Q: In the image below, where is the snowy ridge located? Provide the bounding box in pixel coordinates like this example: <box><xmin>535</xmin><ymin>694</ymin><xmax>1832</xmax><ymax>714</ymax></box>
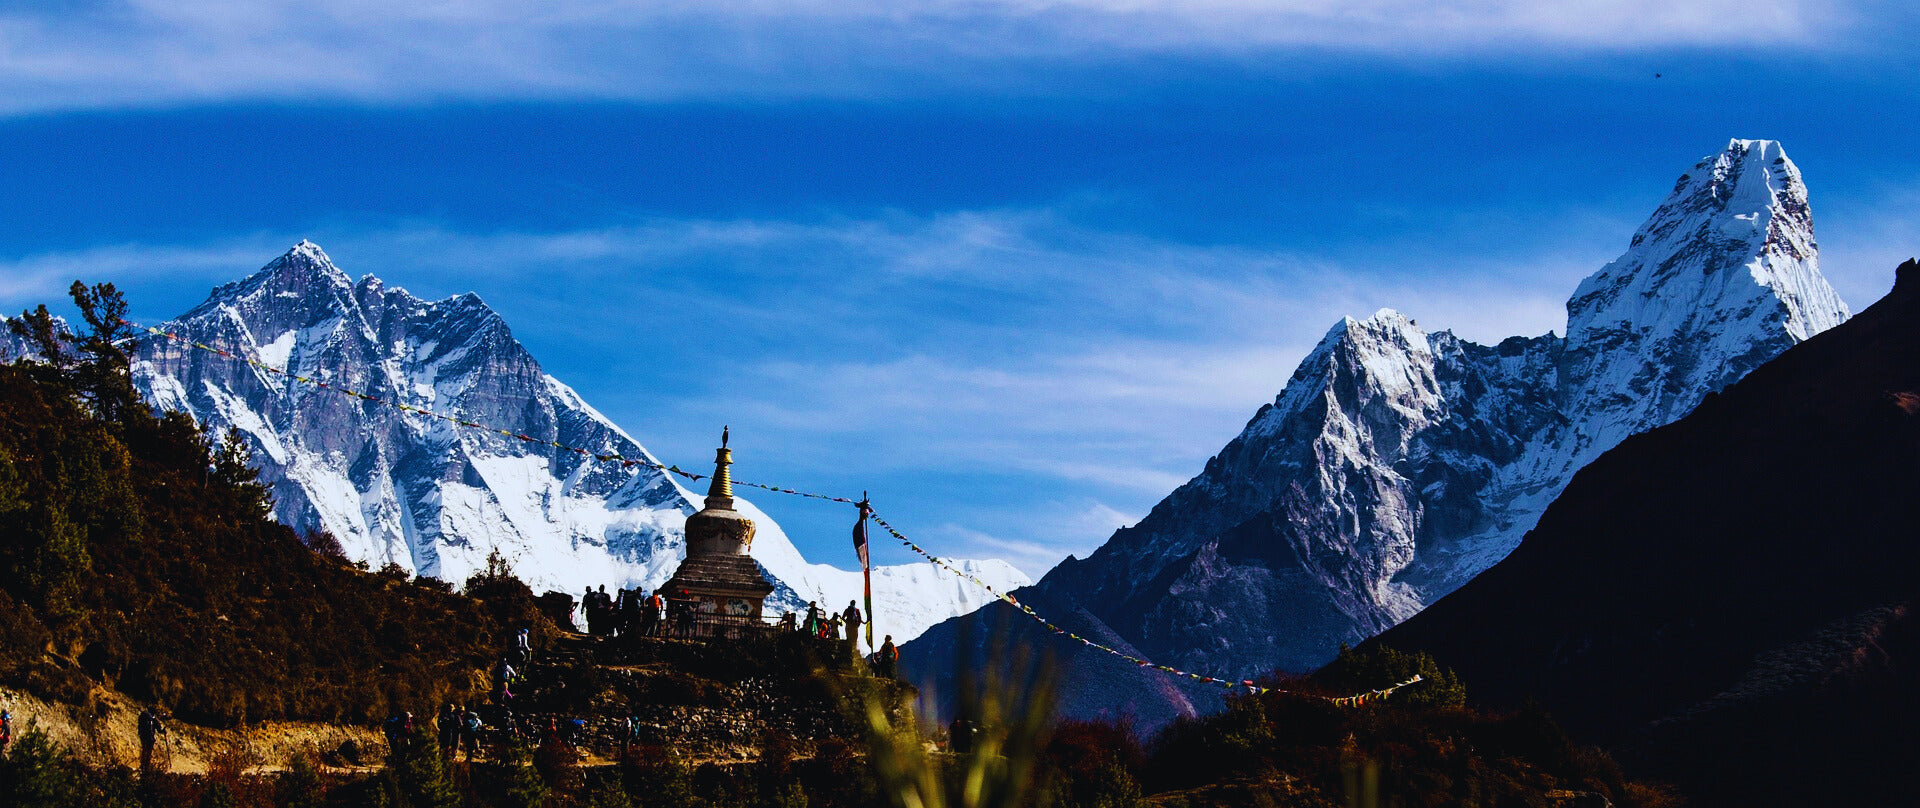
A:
<box><xmin>1012</xmin><ymin>139</ymin><xmax>1851</xmax><ymax>682</ymax></box>
<box><xmin>129</xmin><ymin>241</ymin><xmax>1027</xmax><ymax>642</ymax></box>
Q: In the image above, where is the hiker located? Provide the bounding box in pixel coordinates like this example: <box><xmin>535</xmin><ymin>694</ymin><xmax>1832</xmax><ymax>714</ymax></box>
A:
<box><xmin>582</xmin><ymin>587</ymin><xmax>600</xmax><ymax>635</ymax></box>
<box><xmin>461</xmin><ymin>707</ymin><xmax>484</xmax><ymax>761</ymax></box>
<box><xmin>647</xmin><ymin>591</ymin><xmax>666</xmax><ymax>636</ymax></box>
<box><xmin>877</xmin><ymin>635</ymin><xmax>898</xmax><ymax>678</ymax></box>
<box><xmin>621</xmin><ymin>715</ymin><xmax>641</xmax><ymax>757</ymax></box>
<box><xmin>803</xmin><ymin>601</ymin><xmax>822</xmax><ymax>635</ymax></box>
<box><xmin>778</xmin><ymin>611</ymin><xmax>797</xmax><ymax>631</ymax></box>
<box><xmin>843</xmin><ymin>601</ymin><xmax>864</xmax><ymax>653</ymax></box>
<box><xmin>638</xmin><ymin>590</ymin><xmax>659</xmax><ymax>636</ymax></box>
<box><xmin>824</xmin><ymin>614</ymin><xmax>841</xmax><ymax>641</ymax></box>
<box><xmin>593</xmin><ymin>585</ymin><xmax>613</xmax><ymax>635</ymax></box>
<box><xmin>494</xmin><ymin>657</ymin><xmax>518</xmax><ymax>704</ymax></box>
<box><xmin>0</xmin><ymin>709</ymin><xmax>11</xmax><ymax>758</ymax></box>
<box><xmin>138</xmin><ymin>707</ymin><xmax>167</xmax><ymax>772</ymax></box>
<box><xmin>619</xmin><ymin>588</ymin><xmax>638</xmax><ymax>636</ymax></box>
<box><xmin>513</xmin><ymin>627</ymin><xmax>534</xmax><ymax>664</ymax></box>
<box><xmin>495</xmin><ymin>706</ymin><xmax>521</xmax><ymax>743</ymax></box>
<box><xmin>383</xmin><ymin>712</ymin><xmax>415</xmax><ymax>753</ymax></box>
<box><xmin>439</xmin><ymin>704</ymin><xmax>460</xmax><ymax>754</ymax></box>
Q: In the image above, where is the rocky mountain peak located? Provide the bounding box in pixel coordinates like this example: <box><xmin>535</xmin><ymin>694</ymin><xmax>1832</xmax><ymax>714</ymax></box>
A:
<box><xmin>130</xmin><ymin>244</ymin><xmax>1028</xmax><ymax>644</ymax></box>
<box><xmin>184</xmin><ymin>240</ymin><xmax>356</xmax><ymax>332</ymax></box>
<box><xmin>905</xmin><ymin>140</ymin><xmax>1855</xmax><ymax>718</ymax></box>
<box><xmin>255</xmin><ymin>239</ymin><xmax>352</xmax><ymax>293</ymax></box>
<box><xmin>1568</xmin><ymin>139</ymin><xmax>1845</xmax><ymax>352</ymax></box>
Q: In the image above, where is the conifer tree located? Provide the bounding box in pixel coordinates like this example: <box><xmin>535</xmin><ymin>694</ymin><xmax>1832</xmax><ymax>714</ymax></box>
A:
<box><xmin>393</xmin><ymin>727</ymin><xmax>460</xmax><ymax>808</ymax></box>
<box><xmin>6</xmin><ymin>304</ymin><xmax>75</xmax><ymax>367</ymax></box>
<box><xmin>496</xmin><ymin>741</ymin><xmax>549</xmax><ymax>808</ymax></box>
<box><xmin>65</xmin><ymin>281</ymin><xmax>139</xmax><ymax>425</ymax></box>
<box><xmin>278</xmin><ymin>753</ymin><xmax>328</xmax><ymax>808</ymax></box>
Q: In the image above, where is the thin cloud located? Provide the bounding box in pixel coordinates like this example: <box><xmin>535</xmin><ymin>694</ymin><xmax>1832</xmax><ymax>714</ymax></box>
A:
<box><xmin>929</xmin><ymin>499</ymin><xmax>1136</xmax><ymax>576</ymax></box>
<box><xmin>0</xmin><ymin>0</ymin><xmax>1857</xmax><ymax>114</ymax></box>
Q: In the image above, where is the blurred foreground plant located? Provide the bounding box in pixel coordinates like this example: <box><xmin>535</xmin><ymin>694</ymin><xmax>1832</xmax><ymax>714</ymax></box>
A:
<box><xmin>855</xmin><ymin>624</ymin><xmax>1056</xmax><ymax>808</ymax></box>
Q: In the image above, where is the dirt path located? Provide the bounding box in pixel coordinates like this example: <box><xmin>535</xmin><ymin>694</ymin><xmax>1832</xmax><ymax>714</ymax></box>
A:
<box><xmin>0</xmin><ymin>686</ymin><xmax>383</xmax><ymax>775</ymax></box>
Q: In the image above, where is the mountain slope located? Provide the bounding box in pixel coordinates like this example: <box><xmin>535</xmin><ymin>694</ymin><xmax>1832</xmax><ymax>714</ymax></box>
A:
<box><xmin>128</xmin><ymin>242</ymin><xmax>1026</xmax><ymax>642</ymax></box>
<box><xmin>1368</xmin><ymin>259</ymin><xmax>1920</xmax><ymax>805</ymax></box>
<box><xmin>905</xmin><ymin>139</ymin><xmax>1849</xmax><ymax>719</ymax></box>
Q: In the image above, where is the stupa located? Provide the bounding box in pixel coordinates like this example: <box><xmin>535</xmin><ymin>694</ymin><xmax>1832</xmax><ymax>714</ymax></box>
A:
<box><xmin>659</xmin><ymin>428</ymin><xmax>776</xmax><ymax>637</ymax></box>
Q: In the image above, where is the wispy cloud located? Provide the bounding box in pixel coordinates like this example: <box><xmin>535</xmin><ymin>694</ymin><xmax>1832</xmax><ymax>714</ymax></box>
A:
<box><xmin>0</xmin><ymin>0</ymin><xmax>1859</xmax><ymax>114</ymax></box>
<box><xmin>928</xmin><ymin>499</ymin><xmax>1136</xmax><ymax>577</ymax></box>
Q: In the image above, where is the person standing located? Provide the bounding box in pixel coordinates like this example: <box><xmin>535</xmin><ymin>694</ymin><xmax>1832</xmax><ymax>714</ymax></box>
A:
<box><xmin>802</xmin><ymin>601</ymin><xmax>822</xmax><ymax>635</ymax></box>
<box><xmin>877</xmin><ymin>635</ymin><xmax>898</xmax><ymax>678</ymax></box>
<box><xmin>0</xmin><ymin>709</ymin><xmax>11</xmax><ymax>758</ymax></box>
<box><xmin>461</xmin><ymin>707</ymin><xmax>483</xmax><ymax>761</ymax></box>
<box><xmin>138</xmin><ymin>707</ymin><xmax>167</xmax><ymax>773</ymax></box>
<box><xmin>439</xmin><ymin>703</ymin><xmax>460</xmax><ymax>756</ymax></box>
<box><xmin>513</xmin><ymin>627</ymin><xmax>534</xmax><ymax>664</ymax></box>
<box><xmin>494</xmin><ymin>657</ymin><xmax>517</xmax><ymax>705</ymax></box>
<box><xmin>638</xmin><ymin>591</ymin><xmax>658</xmax><ymax>637</ymax></box>
<box><xmin>842</xmin><ymin>601</ymin><xmax>864</xmax><ymax>654</ymax></box>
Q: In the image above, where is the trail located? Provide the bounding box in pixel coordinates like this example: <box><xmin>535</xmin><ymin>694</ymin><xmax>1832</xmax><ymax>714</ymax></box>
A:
<box><xmin>0</xmin><ymin>686</ymin><xmax>383</xmax><ymax>775</ymax></box>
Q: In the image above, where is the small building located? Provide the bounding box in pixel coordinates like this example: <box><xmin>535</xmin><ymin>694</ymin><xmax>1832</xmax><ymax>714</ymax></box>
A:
<box><xmin>659</xmin><ymin>428</ymin><xmax>776</xmax><ymax>639</ymax></box>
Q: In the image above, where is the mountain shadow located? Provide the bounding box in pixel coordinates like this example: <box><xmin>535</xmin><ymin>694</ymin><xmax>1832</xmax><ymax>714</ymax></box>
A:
<box><xmin>1370</xmin><ymin>259</ymin><xmax>1920</xmax><ymax>806</ymax></box>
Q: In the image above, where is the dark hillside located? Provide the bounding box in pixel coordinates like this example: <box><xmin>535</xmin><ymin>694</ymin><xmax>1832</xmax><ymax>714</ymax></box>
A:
<box><xmin>1371</xmin><ymin>260</ymin><xmax>1920</xmax><ymax>804</ymax></box>
<box><xmin>0</xmin><ymin>287</ymin><xmax>545</xmax><ymax>726</ymax></box>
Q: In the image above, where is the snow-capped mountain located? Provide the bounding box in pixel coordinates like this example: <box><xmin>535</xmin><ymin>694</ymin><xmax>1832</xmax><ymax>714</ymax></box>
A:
<box><xmin>910</xmin><ymin>139</ymin><xmax>1850</xmax><ymax>696</ymax></box>
<box><xmin>0</xmin><ymin>316</ymin><xmax>33</xmax><ymax>362</ymax></box>
<box><xmin>129</xmin><ymin>241</ymin><xmax>1026</xmax><ymax>642</ymax></box>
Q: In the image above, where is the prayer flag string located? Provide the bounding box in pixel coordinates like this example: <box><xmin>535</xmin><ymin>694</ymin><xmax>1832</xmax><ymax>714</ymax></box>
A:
<box><xmin>126</xmin><ymin>319</ymin><xmax>1422</xmax><ymax>705</ymax></box>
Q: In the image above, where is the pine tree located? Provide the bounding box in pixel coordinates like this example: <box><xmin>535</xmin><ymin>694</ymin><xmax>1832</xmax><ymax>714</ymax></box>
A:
<box><xmin>392</xmin><ymin>727</ymin><xmax>460</xmax><ymax>808</ymax></box>
<box><xmin>278</xmin><ymin>753</ymin><xmax>328</xmax><ymax>808</ymax></box>
<box><xmin>496</xmin><ymin>741</ymin><xmax>549</xmax><ymax>808</ymax></box>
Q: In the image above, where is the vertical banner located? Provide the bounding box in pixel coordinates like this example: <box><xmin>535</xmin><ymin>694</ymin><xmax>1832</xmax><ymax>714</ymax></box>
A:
<box><xmin>854</xmin><ymin>496</ymin><xmax>874</xmax><ymax>650</ymax></box>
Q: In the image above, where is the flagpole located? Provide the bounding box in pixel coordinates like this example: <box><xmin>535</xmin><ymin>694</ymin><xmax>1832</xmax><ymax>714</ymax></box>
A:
<box><xmin>855</xmin><ymin>493</ymin><xmax>874</xmax><ymax>652</ymax></box>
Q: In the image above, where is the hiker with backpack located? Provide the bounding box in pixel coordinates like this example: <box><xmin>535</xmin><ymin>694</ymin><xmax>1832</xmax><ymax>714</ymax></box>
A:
<box><xmin>843</xmin><ymin>601</ymin><xmax>865</xmax><ymax>654</ymax></box>
<box><xmin>877</xmin><ymin>635</ymin><xmax>898</xmax><ymax>678</ymax></box>
<box><xmin>439</xmin><ymin>703</ymin><xmax>460</xmax><ymax>755</ymax></box>
<box><xmin>513</xmin><ymin>627</ymin><xmax>533</xmax><ymax>665</ymax></box>
<box><xmin>460</xmin><ymin>707</ymin><xmax>484</xmax><ymax>761</ymax></box>
<box><xmin>383</xmin><ymin>712</ymin><xmax>415</xmax><ymax>754</ymax></box>
<box><xmin>494</xmin><ymin>657</ymin><xmax>518</xmax><ymax>704</ymax></box>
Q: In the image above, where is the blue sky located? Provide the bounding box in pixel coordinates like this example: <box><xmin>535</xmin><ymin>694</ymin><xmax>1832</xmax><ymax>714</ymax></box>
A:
<box><xmin>4</xmin><ymin>0</ymin><xmax>1919</xmax><ymax>577</ymax></box>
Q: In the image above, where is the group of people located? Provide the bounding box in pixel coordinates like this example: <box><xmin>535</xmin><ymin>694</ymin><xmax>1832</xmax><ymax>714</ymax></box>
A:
<box><xmin>409</xmin><ymin>703</ymin><xmax>646</xmax><ymax>762</ymax></box>
<box><xmin>781</xmin><ymin>600</ymin><xmax>898</xmax><ymax>677</ymax></box>
<box><xmin>791</xmin><ymin>600</ymin><xmax>866</xmax><ymax>647</ymax></box>
<box><xmin>578</xmin><ymin>585</ymin><xmax>702</xmax><ymax>639</ymax></box>
<box><xmin>425</xmin><ymin>703</ymin><xmax>490</xmax><ymax>760</ymax></box>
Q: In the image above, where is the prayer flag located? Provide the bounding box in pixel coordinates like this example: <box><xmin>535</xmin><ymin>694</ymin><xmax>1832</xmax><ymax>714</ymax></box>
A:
<box><xmin>855</xmin><ymin>498</ymin><xmax>874</xmax><ymax>649</ymax></box>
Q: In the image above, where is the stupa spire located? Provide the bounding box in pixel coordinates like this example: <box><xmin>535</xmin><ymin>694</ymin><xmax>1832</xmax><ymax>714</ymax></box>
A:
<box><xmin>704</xmin><ymin>426</ymin><xmax>735</xmax><ymax>511</ymax></box>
